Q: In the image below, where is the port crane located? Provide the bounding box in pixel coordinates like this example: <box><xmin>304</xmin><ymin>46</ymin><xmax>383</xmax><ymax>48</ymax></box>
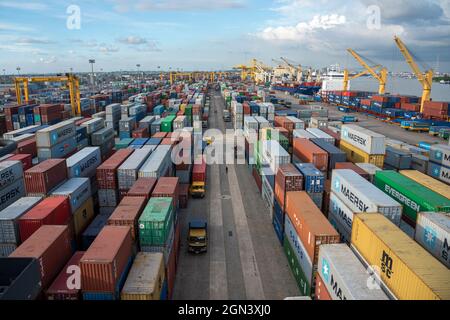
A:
<box><xmin>252</xmin><ymin>59</ymin><xmax>272</xmax><ymax>84</ymax></box>
<box><xmin>346</xmin><ymin>49</ymin><xmax>388</xmax><ymax>94</ymax></box>
<box><xmin>394</xmin><ymin>36</ymin><xmax>433</xmax><ymax>113</ymax></box>
<box><xmin>14</xmin><ymin>73</ymin><xmax>81</xmax><ymax>116</ymax></box>
<box><xmin>280</xmin><ymin>57</ymin><xmax>303</xmax><ymax>82</ymax></box>
<box><xmin>343</xmin><ymin>66</ymin><xmax>383</xmax><ymax>92</ymax></box>
<box><xmin>233</xmin><ymin>62</ymin><xmax>257</xmax><ymax>82</ymax></box>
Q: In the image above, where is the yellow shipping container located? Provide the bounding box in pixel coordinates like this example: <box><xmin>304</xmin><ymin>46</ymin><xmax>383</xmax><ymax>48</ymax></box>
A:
<box><xmin>121</xmin><ymin>252</ymin><xmax>165</xmax><ymax>300</ymax></box>
<box><xmin>351</xmin><ymin>213</ymin><xmax>450</xmax><ymax>300</ymax></box>
<box><xmin>180</xmin><ymin>104</ymin><xmax>186</xmax><ymax>112</ymax></box>
<box><xmin>72</xmin><ymin>197</ymin><xmax>94</xmax><ymax>236</ymax></box>
<box><xmin>340</xmin><ymin>140</ymin><xmax>385</xmax><ymax>168</ymax></box>
<box><xmin>400</xmin><ymin>170</ymin><xmax>450</xmax><ymax>200</ymax></box>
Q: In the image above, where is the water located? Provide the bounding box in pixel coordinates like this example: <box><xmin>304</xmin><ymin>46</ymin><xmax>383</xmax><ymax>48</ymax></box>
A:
<box><xmin>351</xmin><ymin>77</ymin><xmax>450</xmax><ymax>101</ymax></box>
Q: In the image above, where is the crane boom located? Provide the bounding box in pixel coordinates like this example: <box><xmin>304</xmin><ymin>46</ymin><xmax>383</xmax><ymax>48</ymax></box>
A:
<box><xmin>347</xmin><ymin>49</ymin><xmax>388</xmax><ymax>94</ymax></box>
<box><xmin>393</xmin><ymin>36</ymin><xmax>433</xmax><ymax>113</ymax></box>
<box><xmin>343</xmin><ymin>66</ymin><xmax>382</xmax><ymax>91</ymax></box>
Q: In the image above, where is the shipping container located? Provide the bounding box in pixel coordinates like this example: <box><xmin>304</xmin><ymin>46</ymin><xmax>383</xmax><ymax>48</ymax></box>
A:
<box><xmin>91</xmin><ymin>127</ymin><xmax>115</xmax><ymax>146</ymax></box>
<box><xmin>36</xmin><ymin>120</ymin><xmax>76</xmax><ymax>148</ymax></box>
<box><xmin>307</xmin><ymin>128</ymin><xmax>335</xmax><ymax>145</ymax></box>
<box><xmin>429</xmin><ymin>144</ymin><xmax>450</xmax><ymax>168</ymax></box>
<box><xmin>37</xmin><ymin>136</ymin><xmax>77</xmax><ymax>161</ymax></box>
<box><xmin>335</xmin><ymin>162</ymin><xmax>370</xmax><ymax>180</ymax></box>
<box><xmin>72</xmin><ymin>197</ymin><xmax>95</xmax><ymax>237</ymax></box>
<box><xmin>139</xmin><ymin>197</ymin><xmax>174</xmax><ymax>247</ymax></box>
<box><xmin>415</xmin><ymin>212</ymin><xmax>450</xmax><ymax>268</ymax></box>
<box><xmin>8</xmin><ymin>154</ymin><xmax>32</xmax><ymax>171</ymax></box>
<box><xmin>385</xmin><ymin>146</ymin><xmax>412</xmax><ymax>170</ymax></box>
<box><xmin>80</xmin><ymin>226</ymin><xmax>133</xmax><ymax>294</ymax></box>
<box><xmin>18</xmin><ymin>196</ymin><xmax>71</xmax><ymax>243</ymax></box>
<box><xmin>340</xmin><ymin>124</ymin><xmax>386</xmax><ymax>155</ymax></box>
<box><xmin>152</xmin><ymin>177</ymin><xmax>179</xmax><ymax>209</ymax></box>
<box><xmin>294</xmin><ymin>163</ymin><xmax>325</xmax><ymax>193</ymax></box>
<box><xmin>127</xmin><ymin>177</ymin><xmax>157</xmax><ymax>201</ymax></box>
<box><xmin>310</xmin><ymin>139</ymin><xmax>346</xmax><ymax>171</ymax></box>
<box><xmin>0</xmin><ymin>197</ymin><xmax>42</xmax><ymax>244</ymax></box>
<box><xmin>0</xmin><ymin>160</ymin><xmax>23</xmax><ymax>190</ymax></box>
<box><xmin>399</xmin><ymin>170</ymin><xmax>449</xmax><ymax>199</ymax></box>
<box><xmin>285</xmin><ymin>191</ymin><xmax>340</xmax><ymax>264</ymax></box>
<box><xmin>118</xmin><ymin>148</ymin><xmax>153</xmax><ymax>190</ymax></box>
<box><xmin>318</xmin><ymin>244</ymin><xmax>389</xmax><ymax>300</ymax></box>
<box><xmin>192</xmin><ymin>159</ymin><xmax>207</xmax><ymax>182</ymax></box>
<box><xmin>293</xmin><ymin>138</ymin><xmax>328</xmax><ymax>172</ymax></box>
<box><xmin>139</xmin><ymin>145</ymin><xmax>171</xmax><ymax>179</ymax></box>
<box><xmin>374</xmin><ymin>170</ymin><xmax>450</xmax><ymax>225</ymax></box>
<box><xmin>261</xmin><ymin>140</ymin><xmax>290</xmax><ymax>175</ymax></box>
<box><xmin>66</xmin><ymin>147</ymin><xmax>101</xmax><ymax>179</ymax></box>
<box><xmin>10</xmin><ymin>225</ymin><xmax>72</xmax><ymax>289</ymax></box>
<box><xmin>0</xmin><ymin>257</ymin><xmax>42</xmax><ymax>300</ymax></box>
<box><xmin>108</xmin><ymin>197</ymin><xmax>147</xmax><ymax>241</ymax></box>
<box><xmin>46</xmin><ymin>251</ymin><xmax>85</xmax><ymax>300</ymax></box>
<box><xmin>81</xmin><ymin>118</ymin><xmax>105</xmax><ymax>134</ymax></box>
<box><xmin>274</xmin><ymin>164</ymin><xmax>303</xmax><ymax>211</ymax></box>
<box><xmin>121</xmin><ymin>252</ymin><xmax>165</xmax><ymax>300</ymax></box>
<box><xmin>81</xmin><ymin>212</ymin><xmax>112</xmax><ymax>250</ymax></box>
<box><xmin>283</xmin><ymin>233</ymin><xmax>311</xmax><ymax>296</ymax></box>
<box><xmin>96</xmin><ymin>149</ymin><xmax>134</xmax><ymax>190</ymax></box>
<box><xmin>292</xmin><ymin>129</ymin><xmax>316</xmax><ymax>140</ymax></box>
<box><xmin>332</xmin><ymin>170</ymin><xmax>402</xmax><ymax>225</ymax></box>
<box><xmin>339</xmin><ymin>140</ymin><xmax>385</xmax><ymax>168</ymax></box>
<box><xmin>428</xmin><ymin>162</ymin><xmax>450</xmax><ymax>185</ymax></box>
<box><xmin>314</xmin><ymin>273</ymin><xmax>332</xmax><ymax>300</ymax></box>
<box><xmin>351</xmin><ymin>214</ymin><xmax>450</xmax><ymax>300</ymax></box>
<box><xmin>355</xmin><ymin>163</ymin><xmax>382</xmax><ymax>182</ymax></box>
<box><xmin>51</xmin><ymin>178</ymin><xmax>91</xmax><ymax>214</ymax></box>
<box><xmin>0</xmin><ymin>178</ymin><xmax>26</xmax><ymax>212</ymax></box>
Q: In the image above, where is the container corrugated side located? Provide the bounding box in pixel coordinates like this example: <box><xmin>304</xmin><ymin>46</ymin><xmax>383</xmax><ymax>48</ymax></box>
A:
<box><xmin>374</xmin><ymin>170</ymin><xmax>450</xmax><ymax>225</ymax></box>
<box><xmin>429</xmin><ymin>144</ymin><xmax>450</xmax><ymax>168</ymax></box>
<box><xmin>332</xmin><ymin>170</ymin><xmax>403</xmax><ymax>225</ymax></box>
<box><xmin>138</xmin><ymin>197</ymin><xmax>174</xmax><ymax>247</ymax></box>
<box><xmin>340</xmin><ymin>124</ymin><xmax>385</xmax><ymax>155</ymax></box>
<box><xmin>0</xmin><ymin>179</ymin><xmax>26</xmax><ymax>212</ymax></box>
<box><xmin>283</xmin><ymin>233</ymin><xmax>311</xmax><ymax>296</ymax></box>
<box><xmin>339</xmin><ymin>140</ymin><xmax>384</xmax><ymax>168</ymax></box>
<box><xmin>66</xmin><ymin>147</ymin><xmax>101</xmax><ymax>178</ymax></box>
<box><xmin>415</xmin><ymin>212</ymin><xmax>450</xmax><ymax>268</ymax></box>
<box><xmin>428</xmin><ymin>162</ymin><xmax>450</xmax><ymax>185</ymax></box>
<box><xmin>0</xmin><ymin>257</ymin><xmax>42</xmax><ymax>300</ymax></box>
<box><xmin>24</xmin><ymin>159</ymin><xmax>67</xmax><ymax>195</ymax></box>
<box><xmin>118</xmin><ymin>148</ymin><xmax>153</xmax><ymax>190</ymax></box>
<box><xmin>51</xmin><ymin>178</ymin><xmax>91</xmax><ymax>213</ymax></box>
<box><xmin>351</xmin><ymin>213</ymin><xmax>450</xmax><ymax>300</ymax></box>
<box><xmin>0</xmin><ymin>160</ymin><xmax>23</xmax><ymax>190</ymax></box>
<box><xmin>36</xmin><ymin>121</ymin><xmax>76</xmax><ymax>147</ymax></box>
<box><xmin>96</xmin><ymin>149</ymin><xmax>134</xmax><ymax>189</ymax></box>
<box><xmin>121</xmin><ymin>252</ymin><xmax>165</xmax><ymax>300</ymax></box>
<box><xmin>138</xmin><ymin>145</ymin><xmax>171</xmax><ymax>179</ymax></box>
<box><xmin>400</xmin><ymin>170</ymin><xmax>450</xmax><ymax>200</ymax></box>
<box><xmin>318</xmin><ymin>244</ymin><xmax>389</xmax><ymax>300</ymax></box>
<box><xmin>37</xmin><ymin>136</ymin><xmax>77</xmax><ymax>160</ymax></box>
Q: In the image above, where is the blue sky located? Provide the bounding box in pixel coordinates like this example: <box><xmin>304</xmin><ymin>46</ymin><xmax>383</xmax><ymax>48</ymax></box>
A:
<box><xmin>1</xmin><ymin>0</ymin><xmax>450</xmax><ymax>74</ymax></box>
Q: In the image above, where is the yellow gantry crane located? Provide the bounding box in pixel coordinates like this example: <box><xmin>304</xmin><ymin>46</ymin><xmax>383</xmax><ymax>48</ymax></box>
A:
<box><xmin>15</xmin><ymin>73</ymin><xmax>81</xmax><ymax>115</ymax></box>
<box><xmin>347</xmin><ymin>48</ymin><xmax>388</xmax><ymax>94</ymax></box>
<box><xmin>280</xmin><ymin>57</ymin><xmax>302</xmax><ymax>82</ymax></box>
<box><xmin>394</xmin><ymin>36</ymin><xmax>433</xmax><ymax>113</ymax></box>
<box><xmin>233</xmin><ymin>64</ymin><xmax>255</xmax><ymax>82</ymax></box>
<box><xmin>343</xmin><ymin>66</ymin><xmax>383</xmax><ymax>91</ymax></box>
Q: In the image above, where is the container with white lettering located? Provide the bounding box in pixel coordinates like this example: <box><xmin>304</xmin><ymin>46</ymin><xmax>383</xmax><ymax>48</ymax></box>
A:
<box><xmin>51</xmin><ymin>178</ymin><xmax>91</xmax><ymax>214</ymax></box>
<box><xmin>328</xmin><ymin>192</ymin><xmax>353</xmax><ymax>241</ymax></box>
<box><xmin>331</xmin><ymin>170</ymin><xmax>402</xmax><ymax>225</ymax></box>
<box><xmin>328</xmin><ymin>208</ymin><xmax>351</xmax><ymax>245</ymax></box>
<box><xmin>36</xmin><ymin>120</ymin><xmax>76</xmax><ymax>148</ymax></box>
<box><xmin>340</xmin><ymin>124</ymin><xmax>385</xmax><ymax>155</ymax></box>
<box><xmin>0</xmin><ymin>179</ymin><xmax>26</xmax><ymax>212</ymax></box>
<box><xmin>261</xmin><ymin>140</ymin><xmax>290</xmax><ymax>175</ymax></box>
<box><xmin>37</xmin><ymin>136</ymin><xmax>77</xmax><ymax>161</ymax></box>
<box><xmin>66</xmin><ymin>147</ymin><xmax>101</xmax><ymax>179</ymax></box>
<box><xmin>0</xmin><ymin>161</ymin><xmax>23</xmax><ymax>190</ymax></box>
<box><xmin>428</xmin><ymin>162</ymin><xmax>450</xmax><ymax>185</ymax></box>
<box><xmin>415</xmin><ymin>212</ymin><xmax>450</xmax><ymax>268</ymax></box>
<box><xmin>318</xmin><ymin>244</ymin><xmax>389</xmax><ymax>300</ymax></box>
<box><xmin>429</xmin><ymin>144</ymin><xmax>450</xmax><ymax>168</ymax></box>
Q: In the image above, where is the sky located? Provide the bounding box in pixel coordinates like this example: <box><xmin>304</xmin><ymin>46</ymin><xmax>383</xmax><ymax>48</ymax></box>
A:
<box><xmin>1</xmin><ymin>0</ymin><xmax>450</xmax><ymax>74</ymax></box>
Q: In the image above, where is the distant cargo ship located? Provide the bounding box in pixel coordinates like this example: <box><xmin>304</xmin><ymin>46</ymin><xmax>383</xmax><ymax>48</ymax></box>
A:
<box><xmin>271</xmin><ymin>82</ymin><xmax>322</xmax><ymax>96</ymax></box>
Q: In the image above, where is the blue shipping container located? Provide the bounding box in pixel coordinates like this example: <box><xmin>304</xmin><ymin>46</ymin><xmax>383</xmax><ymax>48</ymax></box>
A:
<box><xmin>294</xmin><ymin>163</ymin><xmax>325</xmax><ymax>193</ymax></box>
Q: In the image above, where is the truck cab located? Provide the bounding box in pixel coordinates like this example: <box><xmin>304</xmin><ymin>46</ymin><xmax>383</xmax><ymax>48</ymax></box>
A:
<box><xmin>188</xmin><ymin>220</ymin><xmax>208</xmax><ymax>253</ymax></box>
<box><xmin>190</xmin><ymin>181</ymin><xmax>205</xmax><ymax>198</ymax></box>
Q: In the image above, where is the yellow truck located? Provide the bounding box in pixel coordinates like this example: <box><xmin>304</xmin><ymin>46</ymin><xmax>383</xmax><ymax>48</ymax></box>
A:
<box><xmin>188</xmin><ymin>220</ymin><xmax>208</xmax><ymax>253</ymax></box>
<box><xmin>189</xmin><ymin>181</ymin><xmax>205</xmax><ymax>198</ymax></box>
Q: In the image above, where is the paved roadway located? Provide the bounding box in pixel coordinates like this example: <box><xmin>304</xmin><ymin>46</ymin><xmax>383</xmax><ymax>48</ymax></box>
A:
<box><xmin>173</xmin><ymin>89</ymin><xmax>299</xmax><ymax>300</ymax></box>
<box><xmin>275</xmin><ymin>92</ymin><xmax>447</xmax><ymax>146</ymax></box>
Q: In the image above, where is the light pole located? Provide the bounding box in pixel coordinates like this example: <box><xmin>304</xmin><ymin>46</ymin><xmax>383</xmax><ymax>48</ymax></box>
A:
<box><xmin>89</xmin><ymin>59</ymin><xmax>95</xmax><ymax>94</ymax></box>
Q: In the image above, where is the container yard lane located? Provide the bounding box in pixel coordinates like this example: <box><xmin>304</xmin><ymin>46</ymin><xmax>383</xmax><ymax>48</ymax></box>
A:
<box><xmin>173</xmin><ymin>88</ymin><xmax>299</xmax><ymax>300</ymax></box>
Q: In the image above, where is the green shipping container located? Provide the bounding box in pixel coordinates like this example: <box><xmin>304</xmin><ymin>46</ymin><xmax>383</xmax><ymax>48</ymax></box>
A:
<box><xmin>283</xmin><ymin>237</ymin><xmax>311</xmax><ymax>296</ymax></box>
<box><xmin>185</xmin><ymin>105</ymin><xmax>193</xmax><ymax>116</ymax></box>
<box><xmin>115</xmin><ymin>138</ymin><xmax>134</xmax><ymax>149</ymax></box>
<box><xmin>139</xmin><ymin>197</ymin><xmax>174</xmax><ymax>246</ymax></box>
<box><xmin>266</xmin><ymin>129</ymin><xmax>289</xmax><ymax>151</ymax></box>
<box><xmin>160</xmin><ymin>116</ymin><xmax>176</xmax><ymax>133</ymax></box>
<box><xmin>374</xmin><ymin>170</ymin><xmax>450</xmax><ymax>224</ymax></box>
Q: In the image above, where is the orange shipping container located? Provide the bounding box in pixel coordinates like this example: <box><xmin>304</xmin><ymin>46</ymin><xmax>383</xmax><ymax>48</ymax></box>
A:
<box><xmin>107</xmin><ymin>197</ymin><xmax>147</xmax><ymax>241</ymax></box>
<box><xmin>286</xmin><ymin>191</ymin><xmax>340</xmax><ymax>263</ymax></box>
<box><xmin>315</xmin><ymin>273</ymin><xmax>332</xmax><ymax>300</ymax></box>
<box><xmin>293</xmin><ymin>138</ymin><xmax>328</xmax><ymax>172</ymax></box>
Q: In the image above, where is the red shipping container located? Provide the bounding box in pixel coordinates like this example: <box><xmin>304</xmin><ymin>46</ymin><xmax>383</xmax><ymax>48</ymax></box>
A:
<box><xmin>293</xmin><ymin>138</ymin><xmax>329</xmax><ymax>172</ymax></box>
<box><xmin>16</xmin><ymin>138</ymin><xmax>37</xmax><ymax>158</ymax></box>
<box><xmin>24</xmin><ymin>159</ymin><xmax>67</xmax><ymax>195</ymax></box>
<box><xmin>401</xmin><ymin>103</ymin><xmax>420</xmax><ymax>112</ymax></box>
<box><xmin>10</xmin><ymin>225</ymin><xmax>72</xmax><ymax>289</ymax></box>
<box><xmin>192</xmin><ymin>159</ymin><xmax>206</xmax><ymax>182</ymax></box>
<box><xmin>320</xmin><ymin>128</ymin><xmax>340</xmax><ymax>147</ymax></box>
<box><xmin>96</xmin><ymin>149</ymin><xmax>134</xmax><ymax>189</ymax></box>
<box><xmin>252</xmin><ymin>168</ymin><xmax>262</xmax><ymax>193</ymax></box>
<box><xmin>75</xmin><ymin>118</ymin><xmax>92</xmax><ymax>126</ymax></box>
<box><xmin>107</xmin><ymin>196</ymin><xmax>147</xmax><ymax>241</ymax></box>
<box><xmin>371</xmin><ymin>95</ymin><xmax>389</xmax><ymax>103</ymax></box>
<box><xmin>161</xmin><ymin>138</ymin><xmax>178</xmax><ymax>146</ymax></box>
<box><xmin>335</xmin><ymin>162</ymin><xmax>370</xmax><ymax>180</ymax></box>
<box><xmin>19</xmin><ymin>196</ymin><xmax>71</xmax><ymax>243</ymax></box>
<box><xmin>315</xmin><ymin>273</ymin><xmax>332</xmax><ymax>300</ymax></box>
<box><xmin>152</xmin><ymin>132</ymin><xmax>167</xmax><ymax>139</ymax></box>
<box><xmin>132</xmin><ymin>127</ymin><xmax>149</xmax><ymax>138</ymax></box>
<box><xmin>46</xmin><ymin>251</ymin><xmax>85</xmax><ymax>300</ymax></box>
<box><xmin>152</xmin><ymin>177</ymin><xmax>180</xmax><ymax>208</ymax></box>
<box><xmin>274</xmin><ymin>116</ymin><xmax>294</xmax><ymax>132</ymax></box>
<box><xmin>80</xmin><ymin>226</ymin><xmax>133</xmax><ymax>293</ymax></box>
<box><xmin>8</xmin><ymin>154</ymin><xmax>32</xmax><ymax>171</ymax></box>
<box><xmin>274</xmin><ymin>164</ymin><xmax>303</xmax><ymax>211</ymax></box>
<box><xmin>178</xmin><ymin>183</ymin><xmax>189</xmax><ymax>209</ymax></box>
<box><xmin>127</xmin><ymin>177</ymin><xmax>157</xmax><ymax>201</ymax></box>
<box><xmin>243</xmin><ymin>103</ymin><xmax>251</xmax><ymax>115</ymax></box>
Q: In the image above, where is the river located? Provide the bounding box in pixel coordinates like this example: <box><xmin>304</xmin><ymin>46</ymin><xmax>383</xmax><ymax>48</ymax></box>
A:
<box><xmin>350</xmin><ymin>76</ymin><xmax>450</xmax><ymax>101</ymax></box>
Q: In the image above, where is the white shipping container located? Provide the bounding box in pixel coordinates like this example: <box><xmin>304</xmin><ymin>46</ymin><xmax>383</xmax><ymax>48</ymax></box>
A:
<box><xmin>106</xmin><ymin>103</ymin><xmax>121</xmax><ymax>115</ymax></box>
<box><xmin>0</xmin><ymin>179</ymin><xmax>26</xmax><ymax>212</ymax></box>
<box><xmin>3</xmin><ymin>125</ymin><xmax>39</xmax><ymax>140</ymax></box>
<box><xmin>173</xmin><ymin>116</ymin><xmax>187</xmax><ymax>130</ymax></box>
<box><xmin>254</xmin><ymin>116</ymin><xmax>270</xmax><ymax>130</ymax></box>
<box><xmin>293</xmin><ymin>129</ymin><xmax>316</xmax><ymax>140</ymax></box>
<box><xmin>331</xmin><ymin>169</ymin><xmax>402</xmax><ymax>224</ymax></box>
<box><xmin>355</xmin><ymin>163</ymin><xmax>382</xmax><ymax>182</ymax></box>
<box><xmin>36</xmin><ymin>120</ymin><xmax>76</xmax><ymax>147</ymax></box>
<box><xmin>415</xmin><ymin>212</ymin><xmax>450</xmax><ymax>268</ymax></box>
<box><xmin>318</xmin><ymin>244</ymin><xmax>389</xmax><ymax>300</ymax></box>
<box><xmin>80</xmin><ymin>118</ymin><xmax>105</xmax><ymax>134</ymax></box>
<box><xmin>51</xmin><ymin>178</ymin><xmax>91</xmax><ymax>213</ymax></box>
<box><xmin>261</xmin><ymin>140</ymin><xmax>290</xmax><ymax>174</ymax></box>
<box><xmin>0</xmin><ymin>161</ymin><xmax>23</xmax><ymax>190</ymax></box>
<box><xmin>10</xmin><ymin>134</ymin><xmax>35</xmax><ymax>143</ymax></box>
<box><xmin>329</xmin><ymin>192</ymin><xmax>354</xmax><ymax>240</ymax></box>
<box><xmin>66</xmin><ymin>147</ymin><xmax>101</xmax><ymax>178</ymax></box>
<box><xmin>429</xmin><ymin>144</ymin><xmax>450</xmax><ymax>168</ymax></box>
<box><xmin>0</xmin><ymin>196</ymin><xmax>42</xmax><ymax>244</ymax></box>
<box><xmin>139</xmin><ymin>145</ymin><xmax>172</xmax><ymax>179</ymax></box>
<box><xmin>118</xmin><ymin>148</ymin><xmax>154</xmax><ymax>190</ymax></box>
<box><xmin>306</xmin><ymin>128</ymin><xmax>335</xmax><ymax>145</ymax></box>
<box><xmin>340</xmin><ymin>124</ymin><xmax>386</xmax><ymax>155</ymax></box>
<box><xmin>244</xmin><ymin>116</ymin><xmax>258</xmax><ymax>132</ymax></box>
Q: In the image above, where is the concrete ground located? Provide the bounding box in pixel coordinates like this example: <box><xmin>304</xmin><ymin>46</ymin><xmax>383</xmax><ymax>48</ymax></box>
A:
<box><xmin>275</xmin><ymin>92</ymin><xmax>447</xmax><ymax>146</ymax></box>
<box><xmin>172</xmin><ymin>89</ymin><xmax>299</xmax><ymax>300</ymax></box>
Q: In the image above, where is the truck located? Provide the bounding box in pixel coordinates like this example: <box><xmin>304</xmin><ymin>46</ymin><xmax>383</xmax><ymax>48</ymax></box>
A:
<box><xmin>188</xmin><ymin>220</ymin><xmax>208</xmax><ymax>253</ymax></box>
<box><xmin>190</xmin><ymin>160</ymin><xmax>206</xmax><ymax>198</ymax></box>
<box><xmin>223</xmin><ymin>110</ymin><xmax>231</xmax><ymax>122</ymax></box>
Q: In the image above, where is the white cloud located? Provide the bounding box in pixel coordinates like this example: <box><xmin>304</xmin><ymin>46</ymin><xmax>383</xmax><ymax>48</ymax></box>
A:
<box><xmin>0</xmin><ymin>1</ymin><xmax>48</xmax><ymax>11</ymax></box>
<box><xmin>16</xmin><ymin>37</ymin><xmax>56</xmax><ymax>45</ymax></box>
